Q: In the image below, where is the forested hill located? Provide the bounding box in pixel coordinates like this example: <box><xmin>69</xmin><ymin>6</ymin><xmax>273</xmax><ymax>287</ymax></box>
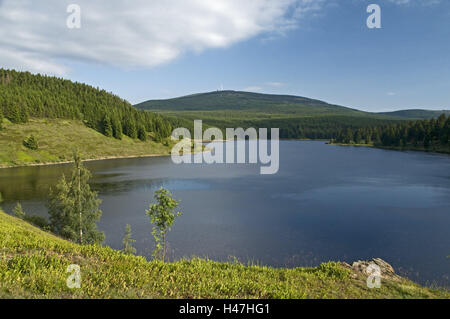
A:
<box><xmin>333</xmin><ymin>114</ymin><xmax>450</xmax><ymax>154</ymax></box>
<box><xmin>378</xmin><ymin>109</ymin><xmax>450</xmax><ymax>119</ymax></box>
<box><xmin>135</xmin><ymin>90</ymin><xmax>366</xmax><ymax>115</ymax></box>
<box><xmin>0</xmin><ymin>69</ymin><xmax>172</xmax><ymax>141</ymax></box>
<box><xmin>135</xmin><ymin>90</ymin><xmax>405</xmax><ymax>139</ymax></box>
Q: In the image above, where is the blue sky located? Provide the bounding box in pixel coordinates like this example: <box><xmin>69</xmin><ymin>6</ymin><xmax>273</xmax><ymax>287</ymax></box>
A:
<box><xmin>1</xmin><ymin>0</ymin><xmax>449</xmax><ymax>111</ymax></box>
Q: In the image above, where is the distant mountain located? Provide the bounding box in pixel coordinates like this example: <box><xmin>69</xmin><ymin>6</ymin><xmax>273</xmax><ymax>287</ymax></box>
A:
<box><xmin>135</xmin><ymin>90</ymin><xmax>368</xmax><ymax>116</ymax></box>
<box><xmin>135</xmin><ymin>90</ymin><xmax>405</xmax><ymax>139</ymax></box>
<box><xmin>378</xmin><ymin>109</ymin><xmax>450</xmax><ymax>119</ymax></box>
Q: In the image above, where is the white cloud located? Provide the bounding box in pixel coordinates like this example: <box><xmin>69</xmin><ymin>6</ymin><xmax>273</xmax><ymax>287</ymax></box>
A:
<box><xmin>243</xmin><ymin>86</ymin><xmax>264</xmax><ymax>92</ymax></box>
<box><xmin>266</xmin><ymin>82</ymin><xmax>285</xmax><ymax>87</ymax></box>
<box><xmin>0</xmin><ymin>0</ymin><xmax>324</xmax><ymax>75</ymax></box>
<box><xmin>384</xmin><ymin>0</ymin><xmax>441</xmax><ymax>5</ymax></box>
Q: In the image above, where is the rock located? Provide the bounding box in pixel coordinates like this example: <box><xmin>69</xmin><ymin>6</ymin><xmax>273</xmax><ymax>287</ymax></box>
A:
<box><xmin>349</xmin><ymin>258</ymin><xmax>401</xmax><ymax>282</ymax></box>
<box><xmin>339</xmin><ymin>258</ymin><xmax>402</xmax><ymax>282</ymax></box>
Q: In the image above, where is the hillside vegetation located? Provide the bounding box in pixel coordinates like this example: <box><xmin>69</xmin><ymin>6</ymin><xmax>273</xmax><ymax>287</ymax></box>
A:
<box><xmin>379</xmin><ymin>109</ymin><xmax>450</xmax><ymax>119</ymax></box>
<box><xmin>135</xmin><ymin>91</ymin><xmax>403</xmax><ymax>139</ymax></box>
<box><xmin>0</xmin><ymin>210</ymin><xmax>448</xmax><ymax>299</ymax></box>
<box><xmin>332</xmin><ymin>114</ymin><xmax>450</xmax><ymax>154</ymax></box>
<box><xmin>0</xmin><ymin>69</ymin><xmax>178</xmax><ymax>167</ymax></box>
<box><xmin>135</xmin><ymin>90</ymin><xmax>366</xmax><ymax>114</ymax></box>
<box><xmin>0</xmin><ymin>69</ymin><xmax>172</xmax><ymax>141</ymax></box>
<box><xmin>0</xmin><ymin>118</ymin><xmax>171</xmax><ymax>167</ymax></box>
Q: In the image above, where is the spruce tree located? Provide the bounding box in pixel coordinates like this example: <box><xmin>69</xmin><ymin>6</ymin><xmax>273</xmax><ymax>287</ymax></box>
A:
<box><xmin>102</xmin><ymin>114</ymin><xmax>113</xmax><ymax>137</ymax></box>
<box><xmin>48</xmin><ymin>153</ymin><xmax>104</xmax><ymax>244</ymax></box>
<box><xmin>112</xmin><ymin>115</ymin><xmax>123</xmax><ymax>140</ymax></box>
<box><xmin>138</xmin><ymin>125</ymin><xmax>147</xmax><ymax>141</ymax></box>
<box><xmin>9</xmin><ymin>104</ymin><xmax>21</xmax><ymax>124</ymax></box>
<box><xmin>122</xmin><ymin>224</ymin><xmax>136</xmax><ymax>255</ymax></box>
<box><xmin>13</xmin><ymin>202</ymin><xmax>26</xmax><ymax>219</ymax></box>
<box><xmin>19</xmin><ymin>106</ymin><xmax>29</xmax><ymax>123</ymax></box>
<box><xmin>23</xmin><ymin>135</ymin><xmax>38</xmax><ymax>150</ymax></box>
<box><xmin>124</xmin><ymin>117</ymin><xmax>138</xmax><ymax>139</ymax></box>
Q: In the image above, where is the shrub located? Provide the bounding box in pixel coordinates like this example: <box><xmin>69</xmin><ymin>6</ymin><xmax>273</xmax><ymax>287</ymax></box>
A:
<box><xmin>13</xmin><ymin>203</ymin><xmax>26</xmax><ymax>219</ymax></box>
<box><xmin>24</xmin><ymin>215</ymin><xmax>50</xmax><ymax>230</ymax></box>
<box><xmin>146</xmin><ymin>187</ymin><xmax>181</xmax><ymax>262</ymax></box>
<box><xmin>23</xmin><ymin>135</ymin><xmax>39</xmax><ymax>150</ymax></box>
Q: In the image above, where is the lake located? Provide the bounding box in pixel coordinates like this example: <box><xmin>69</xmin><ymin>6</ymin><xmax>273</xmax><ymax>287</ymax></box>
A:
<box><xmin>1</xmin><ymin>141</ymin><xmax>449</xmax><ymax>287</ymax></box>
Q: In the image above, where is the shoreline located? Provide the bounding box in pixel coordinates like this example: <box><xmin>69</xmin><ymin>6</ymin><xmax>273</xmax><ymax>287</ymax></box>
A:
<box><xmin>0</xmin><ymin>146</ymin><xmax>210</xmax><ymax>170</ymax></box>
<box><xmin>0</xmin><ymin>153</ymin><xmax>171</xmax><ymax>170</ymax></box>
<box><xmin>3</xmin><ymin>139</ymin><xmax>449</xmax><ymax>170</ymax></box>
<box><xmin>327</xmin><ymin>142</ymin><xmax>450</xmax><ymax>155</ymax></box>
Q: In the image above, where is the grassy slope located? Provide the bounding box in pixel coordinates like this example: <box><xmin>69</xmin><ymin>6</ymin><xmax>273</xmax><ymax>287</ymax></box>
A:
<box><xmin>0</xmin><ymin>210</ymin><xmax>447</xmax><ymax>299</ymax></box>
<box><xmin>0</xmin><ymin>118</ymin><xmax>171</xmax><ymax>167</ymax></box>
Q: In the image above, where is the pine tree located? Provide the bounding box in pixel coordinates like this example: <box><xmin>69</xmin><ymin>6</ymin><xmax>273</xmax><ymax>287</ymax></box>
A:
<box><xmin>23</xmin><ymin>135</ymin><xmax>38</xmax><ymax>150</ymax></box>
<box><xmin>124</xmin><ymin>116</ymin><xmax>137</xmax><ymax>139</ymax></box>
<box><xmin>19</xmin><ymin>106</ymin><xmax>29</xmax><ymax>123</ymax></box>
<box><xmin>9</xmin><ymin>104</ymin><xmax>21</xmax><ymax>124</ymax></box>
<box><xmin>354</xmin><ymin>130</ymin><xmax>362</xmax><ymax>144</ymax></box>
<box><xmin>138</xmin><ymin>125</ymin><xmax>147</xmax><ymax>142</ymax></box>
<box><xmin>372</xmin><ymin>129</ymin><xmax>381</xmax><ymax>145</ymax></box>
<box><xmin>443</xmin><ymin>118</ymin><xmax>450</xmax><ymax>145</ymax></box>
<box><xmin>13</xmin><ymin>202</ymin><xmax>26</xmax><ymax>219</ymax></box>
<box><xmin>344</xmin><ymin>128</ymin><xmax>353</xmax><ymax>144</ymax></box>
<box><xmin>112</xmin><ymin>115</ymin><xmax>123</xmax><ymax>140</ymax></box>
<box><xmin>48</xmin><ymin>153</ymin><xmax>104</xmax><ymax>244</ymax></box>
<box><xmin>122</xmin><ymin>224</ymin><xmax>136</xmax><ymax>255</ymax></box>
<box><xmin>102</xmin><ymin>114</ymin><xmax>113</xmax><ymax>137</ymax></box>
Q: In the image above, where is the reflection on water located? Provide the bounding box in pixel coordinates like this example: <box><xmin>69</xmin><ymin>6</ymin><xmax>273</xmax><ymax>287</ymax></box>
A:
<box><xmin>1</xmin><ymin>141</ymin><xmax>450</xmax><ymax>287</ymax></box>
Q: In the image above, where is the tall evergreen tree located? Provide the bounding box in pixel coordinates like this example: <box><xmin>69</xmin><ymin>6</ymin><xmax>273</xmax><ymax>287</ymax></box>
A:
<box><xmin>19</xmin><ymin>106</ymin><xmax>29</xmax><ymax>123</ymax></box>
<box><xmin>122</xmin><ymin>224</ymin><xmax>136</xmax><ymax>255</ymax></box>
<box><xmin>13</xmin><ymin>202</ymin><xmax>26</xmax><ymax>219</ymax></box>
<box><xmin>111</xmin><ymin>115</ymin><xmax>123</xmax><ymax>140</ymax></box>
<box><xmin>8</xmin><ymin>104</ymin><xmax>21</xmax><ymax>124</ymax></box>
<box><xmin>102</xmin><ymin>114</ymin><xmax>113</xmax><ymax>137</ymax></box>
<box><xmin>138</xmin><ymin>125</ymin><xmax>147</xmax><ymax>142</ymax></box>
<box><xmin>23</xmin><ymin>135</ymin><xmax>38</xmax><ymax>150</ymax></box>
<box><xmin>123</xmin><ymin>116</ymin><xmax>138</xmax><ymax>139</ymax></box>
<box><xmin>48</xmin><ymin>153</ymin><xmax>104</xmax><ymax>244</ymax></box>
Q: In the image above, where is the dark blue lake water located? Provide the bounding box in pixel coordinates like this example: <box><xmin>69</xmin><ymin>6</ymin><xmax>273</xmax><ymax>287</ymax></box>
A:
<box><xmin>1</xmin><ymin>141</ymin><xmax>449</xmax><ymax>287</ymax></box>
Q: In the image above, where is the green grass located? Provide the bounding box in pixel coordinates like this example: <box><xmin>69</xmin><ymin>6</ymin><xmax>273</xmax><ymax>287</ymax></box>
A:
<box><xmin>0</xmin><ymin>118</ymin><xmax>172</xmax><ymax>167</ymax></box>
<box><xmin>0</xmin><ymin>210</ymin><xmax>448</xmax><ymax>299</ymax></box>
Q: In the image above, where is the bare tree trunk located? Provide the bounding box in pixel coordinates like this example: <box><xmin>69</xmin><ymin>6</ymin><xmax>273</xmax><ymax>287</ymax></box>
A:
<box><xmin>162</xmin><ymin>232</ymin><xmax>166</xmax><ymax>263</ymax></box>
<box><xmin>78</xmin><ymin>163</ymin><xmax>83</xmax><ymax>244</ymax></box>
